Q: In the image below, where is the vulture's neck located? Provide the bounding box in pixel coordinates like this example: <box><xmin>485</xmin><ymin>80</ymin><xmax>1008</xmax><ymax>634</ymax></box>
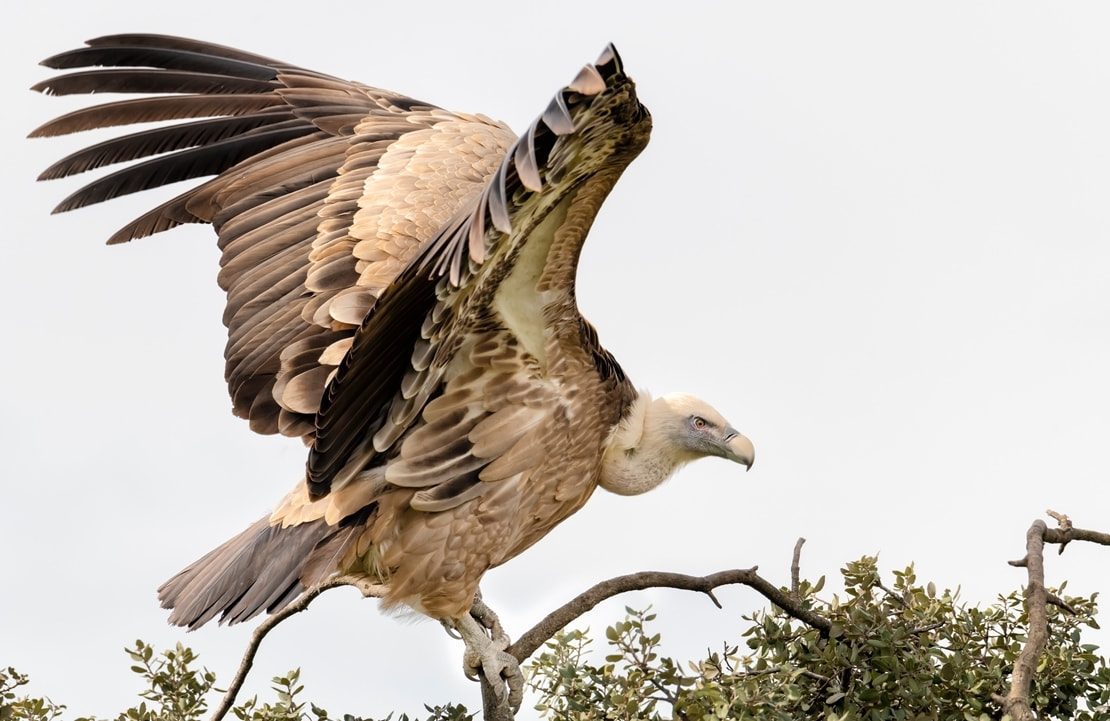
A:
<box><xmin>599</xmin><ymin>393</ymin><xmax>693</xmax><ymax>496</ymax></box>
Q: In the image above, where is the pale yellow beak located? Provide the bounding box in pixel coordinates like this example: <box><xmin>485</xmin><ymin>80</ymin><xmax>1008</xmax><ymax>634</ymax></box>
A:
<box><xmin>723</xmin><ymin>430</ymin><xmax>755</xmax><ymax>471</ymax></box>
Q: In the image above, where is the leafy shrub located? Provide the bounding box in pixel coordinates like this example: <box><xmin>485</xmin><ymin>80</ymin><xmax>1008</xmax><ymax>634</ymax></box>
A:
<box><xmin>526</xmin><ymin>557</ymin><xmax>1110</xmax><ymax>720</ymax></box>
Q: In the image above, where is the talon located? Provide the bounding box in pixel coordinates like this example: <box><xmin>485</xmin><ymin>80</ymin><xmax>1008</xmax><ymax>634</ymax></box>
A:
<box><xmin>462</xmin><ymin>659</ymin><xmax>481</xmax><ymax>683</ymax></box>
<box><xmin>441</xmin><ymin>619</ymin><xmax>463</xmax><ymax>641</ymax></box>
<box><xmin>447</xmin><ymin>609</ymin><xmax>524</xmax><ymax>712</ymax></box>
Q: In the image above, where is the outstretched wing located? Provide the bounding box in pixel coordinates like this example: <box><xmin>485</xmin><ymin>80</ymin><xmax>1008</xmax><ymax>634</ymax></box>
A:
<box><xmin>31</xmin><ymin>34</ymin><xmax>517</xmax><ymax>439</ymax></box>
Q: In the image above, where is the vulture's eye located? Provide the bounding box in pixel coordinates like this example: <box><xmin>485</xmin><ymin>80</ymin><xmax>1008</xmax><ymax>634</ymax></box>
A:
<box><xmin>692</xmin><ymin>416</ymin><xmax>708</xmax><ymax>430</ymax></box>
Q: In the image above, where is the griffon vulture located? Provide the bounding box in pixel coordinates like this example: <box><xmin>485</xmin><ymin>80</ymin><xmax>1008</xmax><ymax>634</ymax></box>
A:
<box><xmin>31</xmin><ymin>35</ymin><xmax>754</xmax><ymax>708</ymax></box>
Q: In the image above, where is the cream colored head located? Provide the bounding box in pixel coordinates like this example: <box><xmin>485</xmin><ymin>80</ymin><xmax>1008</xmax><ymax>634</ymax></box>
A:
<box><xmin>599</xmin><ymin>392</ymin><xmax>754</xmax><ymax>496</ymax></box>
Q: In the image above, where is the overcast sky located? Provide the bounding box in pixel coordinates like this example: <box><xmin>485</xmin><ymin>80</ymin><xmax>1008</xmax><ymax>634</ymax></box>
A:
<box><xmin>4</xmin><ymin>2</ymin><xmax>1110</xmax><ymax>717</ymax></box>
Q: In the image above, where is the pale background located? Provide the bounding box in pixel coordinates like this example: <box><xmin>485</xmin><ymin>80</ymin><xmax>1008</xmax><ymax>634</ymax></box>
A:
<box><xmin>3</xmin><ymin>2</ymin><xmax>1108</xmax><ymax>717</ymax></box>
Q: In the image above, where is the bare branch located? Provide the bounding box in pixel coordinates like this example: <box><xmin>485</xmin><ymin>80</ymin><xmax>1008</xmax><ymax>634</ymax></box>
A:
<box><xmin>791</xmin><ymin>538</ymin><xmax>806</xmax><ymax>601</ymax></box>
<box><xmin>209</xmin><ymin>577</ymin><xmax>386</xmax><ymax>721</ymax></box>
<box><xmin>998</xmin><ymin>520</ymin><xmax>1049</xmax><ymax>721</ymax></box>
<box><xmin>1044</xmin><ymin>525</ymin><xmax>1110</xmax><ymax>547</ymax></box>
<box><xmin>1046</xmin><ymin>593</ymin><xmax>1077</xmax><ymax>615</ymax></box>
<box><xmin>508</xmin><ymin>567</ymin><xmax>831</xmax><ymax>663</ymax></box>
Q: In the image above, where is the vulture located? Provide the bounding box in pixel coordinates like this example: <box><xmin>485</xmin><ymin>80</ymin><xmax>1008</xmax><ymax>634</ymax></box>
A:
<box><xmin>31</xmin><ymin>35</ymin><xmax>755</xmax><ymax>709</ymax></box>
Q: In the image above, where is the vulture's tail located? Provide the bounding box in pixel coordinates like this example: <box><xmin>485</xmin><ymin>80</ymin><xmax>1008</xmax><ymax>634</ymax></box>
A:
<box><xmin>158</xmin><ymin>510</ymin><xmax>369</xmax><ymax>629</ymax></box>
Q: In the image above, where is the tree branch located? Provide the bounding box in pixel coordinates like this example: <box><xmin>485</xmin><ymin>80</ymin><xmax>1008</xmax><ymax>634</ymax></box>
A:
<box><xmin>999</xmin><ymin>520</ymin><xmax>1049</xmax><ymax>721</ymax></box>
<box><xmin>507</xmin><ymin>566</ymin><xmax>831</xmax><ymax>663</ymax></box>
<box><xmin>1043</xmin><ymin>525</ymin><xmax>1110</xmax><ymax>547</ymax></box>
<box><xmin>209</xmin><ymin>577</ymin><xmax>386</xmax><ymax>721</ymax></box>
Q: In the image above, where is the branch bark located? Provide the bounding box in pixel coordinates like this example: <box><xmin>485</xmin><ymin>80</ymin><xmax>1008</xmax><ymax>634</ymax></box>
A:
<box><xmin>791</xmin><ymin>537</ymin><xmax>806</xmax><ymax>601</ymax></box>
<box><xmin>1043</xmin><ymin>525</ymin><xmax>1110</xmax><ymax>547</ymax></box>
<box><xmin>998</xmin><ymin>520</ymin><xmax>1049</xmax><ymax>721</ymax></box>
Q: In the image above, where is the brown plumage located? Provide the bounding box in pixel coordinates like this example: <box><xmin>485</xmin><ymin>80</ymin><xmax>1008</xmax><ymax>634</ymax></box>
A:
<box><xmin>33</xmin><ymin>35</ymin><xmax>754</xmax><ymax>651</ymax></box>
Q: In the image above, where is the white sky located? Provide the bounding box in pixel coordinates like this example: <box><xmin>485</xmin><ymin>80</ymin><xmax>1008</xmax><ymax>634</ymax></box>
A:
<box><xmin>4</xmin><ymin>2</ymin><xmax>1109</xmax><ymax>718</ymax></box>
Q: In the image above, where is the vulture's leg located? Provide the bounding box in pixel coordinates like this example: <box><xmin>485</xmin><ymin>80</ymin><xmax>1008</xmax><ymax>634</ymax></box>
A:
<box><xmin>444</xmin><ymin>600</ymin><xmax>522</xmax><ymax>712</ymax></box>
<box><xmin>469</xmin><ymin>595</ymin><xmax>512</xmax><ymax>653</ymax></box>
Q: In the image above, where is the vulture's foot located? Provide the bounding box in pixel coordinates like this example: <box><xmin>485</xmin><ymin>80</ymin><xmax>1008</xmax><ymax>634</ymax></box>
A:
<box><xmin>446</xmin><ymin>609</ymin><xmax>522</xmax><ymax>712</ymax></box>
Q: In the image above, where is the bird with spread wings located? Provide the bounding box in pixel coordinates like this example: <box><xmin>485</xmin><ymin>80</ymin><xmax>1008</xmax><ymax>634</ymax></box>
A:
<box><xmin>31</xmin><ymin>35</ymin><xmax>754</xmax><ymax>710</ymax></box>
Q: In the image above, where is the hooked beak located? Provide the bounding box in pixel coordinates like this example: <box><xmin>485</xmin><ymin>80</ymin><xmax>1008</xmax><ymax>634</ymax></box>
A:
<box><xmin>721</xmin><ymin>429</ymin><xmax>755</xmax><ymax>471</ymax></box>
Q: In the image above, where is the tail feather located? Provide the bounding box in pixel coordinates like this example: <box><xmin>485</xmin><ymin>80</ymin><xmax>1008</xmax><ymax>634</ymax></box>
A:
<box><xmin>158</xmin><ymin>514</ymin><xmax>348</xmax><ymax>628</ymax></box>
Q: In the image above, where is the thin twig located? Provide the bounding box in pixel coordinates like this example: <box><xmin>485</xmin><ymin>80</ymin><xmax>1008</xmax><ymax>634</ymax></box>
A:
<box><xmin>1047</xmin><ymin>509</ymin><xmax>1074</xmax><ymax>553</ymax></box>
<box><xmin>791</xmin><ymin>538</ymin><xmax>806</xmax><ymax>601</ymax></box>
<box><xmin>875</xmin><ymin>581</ymin><xmax>908</xmax><ymax>608</ymax></box>
<box><xmin>1045</xmin><ymin>509</ymin><xmax>1071</xmax><ymax>529</ymax></box>
<box><xmin>1046</xmin><ymin>593</ymin><xmax>1077</xmax><ymax>615</ymax></box>
<box><xmin>209</xmin><ymin>577</ymin><xmax>386</xmax><ymax>721</ymax></box>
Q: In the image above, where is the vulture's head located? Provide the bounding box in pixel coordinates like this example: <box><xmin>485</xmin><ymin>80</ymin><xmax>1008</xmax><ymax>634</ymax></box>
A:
<box><xmin>600</xmin><ymin>392</ymin><xmax>754</xmax><ymax>496</ymax></box>
<box><xmin>655</xmin><ymin>393</ymin><xmax>755</xmax><ymax>468</ymax></box>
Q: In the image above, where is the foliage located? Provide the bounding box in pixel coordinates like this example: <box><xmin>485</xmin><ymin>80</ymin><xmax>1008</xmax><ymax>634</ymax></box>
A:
<box><xmin>120</xmin><ymin>641</ymin><xmax>215</xmax><ymax>721</ymax></box>
<box><xmin>525</xmin><ymin>556</ymin><xmax>1110</xmax><ymax>720</ymax></box>
<box><xmin>1</xmin><ymin>667</ymin><xmax>64</xmax><ymax>721</ymax></box>
<box><xmin>0</xmin><ymin>645</ymin><xmax>471</xmax><ymax>721</ymax></box>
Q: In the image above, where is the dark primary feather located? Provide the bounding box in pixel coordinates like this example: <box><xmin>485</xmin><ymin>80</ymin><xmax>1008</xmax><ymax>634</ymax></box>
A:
<box><xmin>81</xmin><ymin>33</ymin><xmax>287</xmax><ymax>65</ymax></box>
<box><xmin>31</xmin><ymin>69</ymin><xmax>278</xmax><ymax>98</ymax></box>
<box><xmin>37</xmin><ymin>111</ymin><xmax>291</xmax><ymax>180</ymax></box>
<box><xmin>38</xmin><ymin>44</ymin><xmax>280</xmax><ymax>80</ymax></box>
<box><xmin>50</xmin><ymin>123</ymin><xmax>318</xmax><ymax>212</ymax></box>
